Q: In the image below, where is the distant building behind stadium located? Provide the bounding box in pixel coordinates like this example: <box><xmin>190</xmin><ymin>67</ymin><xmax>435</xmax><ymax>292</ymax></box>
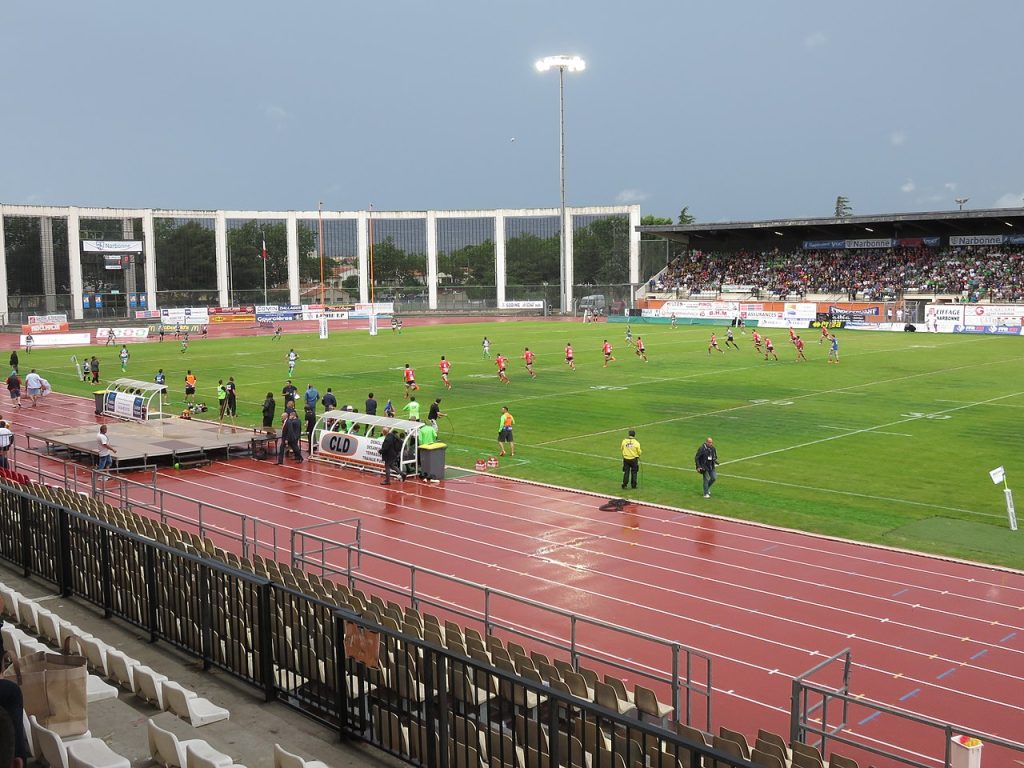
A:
<box><xmin>0</xmin><ymin>203</ymin><xmax>641</xmax><ymax>323</ymax></box>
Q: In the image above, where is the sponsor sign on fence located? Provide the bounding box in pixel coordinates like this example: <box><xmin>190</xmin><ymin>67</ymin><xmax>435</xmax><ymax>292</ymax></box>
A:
<box><xmin>20</xmin><ymin>333</ymin><xmax>92</xmax><ymax>347</ymax></box>
<box><xmin>499</xmin><ymin>300</ymin><xmax>545</xmax><ymax>309</ymax></box>
<box><xmin>27</xmin><ymin>314</ymin><xmax>69</xmax><ymax>325</ymax></box>
<box><xmin>21</xmin><ymin>322</ymin><xmax>70</xmax><ymax>334</ymax></box>
<box><xmin>95</xmin><ymin>327</ymin><xmax>150</xmax><ymax>341</ymax></box>
<box><xmin>160</xmin><ymin>307</ymin><xmax>210</xmax><ymax>324</ymax></box>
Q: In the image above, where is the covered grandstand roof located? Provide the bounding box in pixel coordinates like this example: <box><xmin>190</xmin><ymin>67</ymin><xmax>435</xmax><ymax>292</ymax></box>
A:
<box><xmin>639</xmin><ymin>207</ymin><xmax>1024</xmax><ymax>250</ymax></box>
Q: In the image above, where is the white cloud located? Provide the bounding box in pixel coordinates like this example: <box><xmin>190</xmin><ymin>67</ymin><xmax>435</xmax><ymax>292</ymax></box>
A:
<box><xmin>890</xmin><ymin>131</ymin><xmax>907</xmax><ymax>146</ymax></box>
<box><xmin>994</xmin><ymin>192</ymin><xmax>1024</xmax><ymax>208</ymax></box>
<box><xmin>944</xmin><ymin>182</ymin><xmax>957</xmax><ymax>191</ymax></box>
<box><xmin>263</xmin><ymin>104</ymin><xmax>292</xmax><ymax>129</ymax></box>
<box><xmin>901</xmin><ymin>179</ymin><xmax>916</xmax><ymax>193</ymax></box>
<box><xmin>803</xmin><ymin>31</ymin><xmax>827</xmax><ymax>48</ymax></box>
<box><xmin>615</xmin><ymin>189</ymin><xmax>649</xmax><ymax>204</ymax></box>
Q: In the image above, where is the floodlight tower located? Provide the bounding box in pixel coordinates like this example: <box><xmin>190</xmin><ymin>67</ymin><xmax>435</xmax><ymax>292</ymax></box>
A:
<box><xmin>535</xmin><ymin>54</ymin><xmax>586</xmax><ymax>314</ymax></box>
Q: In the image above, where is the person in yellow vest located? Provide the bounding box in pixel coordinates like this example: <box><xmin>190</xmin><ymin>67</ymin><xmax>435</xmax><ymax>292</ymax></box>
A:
<box><xmin>620</xmin><ymin>429</ymin><xmax>642</xmax><ymax>490</ymax></box>
<box><xmin>497</xmin><ymin>406</ymin><xmax>515</xmax><ymax>457</ymax></box>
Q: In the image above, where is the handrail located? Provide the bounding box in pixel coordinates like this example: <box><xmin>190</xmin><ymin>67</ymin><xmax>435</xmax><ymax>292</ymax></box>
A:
<box><xmin>792</xmin><ymin>650</ymin><xmax>1024</xmax><ymax>768</ymax></box>
<box><xmin>294</xmin><ymin>539</ymin><xmax>713</xmax><ymax>729</ymax></box>
<box><xmin>15</xmin><ymin>447</ymin><xmax>280</xmax><ymax>561</ymax></box>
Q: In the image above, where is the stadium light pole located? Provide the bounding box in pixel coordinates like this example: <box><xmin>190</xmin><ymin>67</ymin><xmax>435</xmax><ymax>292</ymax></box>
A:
<box><xmin>535</xmin><ymin>54</ymin><xmax>585</xmax><ymax>314</ymax></box>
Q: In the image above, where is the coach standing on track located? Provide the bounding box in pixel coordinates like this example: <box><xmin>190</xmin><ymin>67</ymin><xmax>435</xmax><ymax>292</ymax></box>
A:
<box><xmin>620</xmin><ymin>429</ymin><xmax>641</xmax><ymax>490</ymax></box>
<box><xmin>695</xmin><ymin>437</ymin><xmax>719</xmax><ymax>498</ymax></box>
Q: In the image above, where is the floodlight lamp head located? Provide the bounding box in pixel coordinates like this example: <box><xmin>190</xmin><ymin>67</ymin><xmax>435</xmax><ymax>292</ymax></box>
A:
<box><xmin>535</xmin><ymin>55</ymin><xmax>586</xmax><ymax>73</ymax></box>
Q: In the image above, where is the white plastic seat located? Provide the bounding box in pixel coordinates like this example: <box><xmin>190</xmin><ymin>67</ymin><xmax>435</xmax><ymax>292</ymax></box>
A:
<box><xmin>35</xmin><ymin>608</ymin><xmax>62</xmax><ymax>644</ymax></box>
<box><xmin>162</xmin><ymin>681</ymin><xmax>230</xmax><ymax>727</ymax></box>
<box><xmin>0</xmin><ymin>584</ymin><xmax>20</xmax><ymax>619</ymax></box>
<box><xmin>104</xmin><ymin>649</ymin><xmax>139</xmax><ymax>690</ymax></box>
<box><xmin>65</xmin><ymin>740</ymin><xmax>131</xmax><ymax>768</ymax></box>
<box><xmin>1</xmin><ymin>624</ymin><xmax>25</xmax><ymax>657</ymax></box>
<box><xmin>29</xmin><ymin>717</ymin><xmax>98</xmax><ymax>768</ymax></box>
<box><xmin>77</xmin><ymin>636</ymin><xmax>111</xmax><ymax>676</ymax></box>
<box><xmin>273</xmin><ymin>743</ymin><xmax>329</xmax><ymax>768</ymax></box>
<box><xmin>134</xmin><ymin>665</ymin><xmax>169</xmax><ymax>709</ymax></box>
<box><xmin>147</xmin><ymin>719</ymin><xmax>230</xmax><ymax>768</ymax></box>
<box><xmin>86</xmin><ymin>675</ymin><xmax>118</xmax><ymax>703</ymax></box>
<box><xmin>16</xmin><ymin>598</ymin><xmax>39</xmax><ymax>632</ymax></box>
<box><xmin>185</xmin><ymin>744</ymin><xmax>244</xmax><ymax>768</ymax></box>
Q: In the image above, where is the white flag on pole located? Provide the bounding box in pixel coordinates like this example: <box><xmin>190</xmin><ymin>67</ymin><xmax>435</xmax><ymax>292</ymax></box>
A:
<box><xmin>989</xmin><ymin>466</ymin><xmax>1006</xmax><ymax>485</ymax></box>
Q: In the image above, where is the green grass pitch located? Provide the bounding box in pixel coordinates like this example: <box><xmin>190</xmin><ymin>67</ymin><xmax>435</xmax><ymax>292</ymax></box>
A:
<box><xmin>24</xmin><ymin>322</ymin><xmax>1024</xmax><ymax>568</ymax></box>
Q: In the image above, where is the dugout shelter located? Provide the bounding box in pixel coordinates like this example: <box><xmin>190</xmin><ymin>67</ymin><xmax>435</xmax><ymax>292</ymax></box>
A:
<box><xmin>101</xmin><ymin>378</ymin><xmax>167</xmax><ymax>421</ymax></box>
<box><xmin>311</xmin><ymin>411</ymin><xmax>425</xmax><ymax>477</ymax></box>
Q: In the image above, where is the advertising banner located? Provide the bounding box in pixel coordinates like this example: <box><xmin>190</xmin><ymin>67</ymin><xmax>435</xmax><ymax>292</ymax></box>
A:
<box><xmin>103</xmin><ymin>392</ymin><xmax>146</xmax><ymax>420</ymax></box>
<box><xmin>965</xmin><ymin>304</ymin><xmax>1024</xmax><ymax>323</ymax></box>
<box><xmin>810</xmin><ymin>319</ymin><xmax>847</xmax><ymax>329</ymax></box>
<box><xmin>845</xmin><ymin>238</ymin><xmax>896</xmax><ymax>249</ymax></box>
<box><xmin>160</xmin><ymin>307</ymin><xmax>210</xmax><ymax>324</ymax></box>
<box><xmin>21</xmin><ymin>322</ymin><xmax>70</xmax><ymax>334</ymax></box>
<box><xmin>953</xmin><ymin>325</ymin><xmax>1023</xmax><ymax>335</ymax></box>
<box><xmin>20</xmin><ymin>333</ymin><xmax>92</xmax><ymax>347</ymax></box>
<box><xmin>803</xmin><ymin>239</ymin><xmax>846</xmax><ymax>250</ymax></box>
<box><xmin>783</xmin><ymin>302</ymin><xmax>817</xmax><ymax>321</ymax></box>
<box><xmin>318</xmin><ymin>431</ymin><xmax>383</xmax><ymax>468</ymax></box>
<box><xmin>82</xmin><ymin>240</ymin><xmax>143</xmax><ymax>253</ymax></box>
<box><xmin>95</xmin><ymin>327</ymin><xmax>150</xmax><ymax>341</ymax></box>
<box><xmin>157</xmin><ymin>323</ymin><xmax>206</xmax><ymax>334</ymax></box>
<box><xmin>925</xmin><ymin>305</ymin><xmax>965</xmax><ymax>323</ymax></box>
<box><xmin>351</xmin><ymin>302</ymin><xmax>395</xmax><ymax>318</ymax></box>
<box><xmin>758</xmin><ymin>317</ymin><xmax>807</xmax><ymax>329</ymax></box>
<box><xmin>499</xmin><ymin>300</ymin><xmax>545</xmax><ymax>309</ymax></box>
<box><xmin>135</xmin><ymin>310</ymin><xmax>161</xmax><ymax>319</ymax></box>
<box><xmin>949</xmin><ymin>235</ymin><xmax>1004</xmax><ymax>246</ymax></box>
<box><xmin>27</xmin><ymin>314</ymin><xmax>69</xmax><ymax>325</ymax></box>
<box><xmin>661</xmin><ymin>300</ymin><xmax>739</xmax><ymax>318</ymax></box>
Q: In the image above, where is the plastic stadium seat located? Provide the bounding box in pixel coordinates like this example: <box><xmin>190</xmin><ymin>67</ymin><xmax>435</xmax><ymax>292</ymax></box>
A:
<box><xmin>185</xmin><ymin>744</ymin><xmax>245</xmax><ymax>768</ymax></box>
<box><xmin>147</xmin><ymin>719</ymin><xmax>229</xmax><ymax>768</ymax></box>
<box><xmin>30</xmin><ymin>717</ymin><xmax>125</xmax><ymax>768</ymax></box>
<box><xmin>162</xmin><ymin>680</ymin><xmax>230</xmax><ymax>727</ymax></box>
<box><xmin>104</xmin><ymin>649</ymin><xmax>140</xmax><ymax>690</ymax></box>
<box><xmin>134</xmin><ymin>665</ymin><xmax>170</xmax><ymax>709</ymax></box>
<box><xmin>86</xmin><ymin>675</ymin><xmax>118</xmax><ymax>703</ymax></box>
<box><xmin>273</xmin><ymin>743</ymin><xmax>330</xmax><ymax>768</ymax></box>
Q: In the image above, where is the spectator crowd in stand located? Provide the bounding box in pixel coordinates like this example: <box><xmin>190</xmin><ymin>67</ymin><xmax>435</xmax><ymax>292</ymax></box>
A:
<box><xmin>648</xmin><ymin>246</ymin><xmax>1024</xmax><ymax>302</ymax></box>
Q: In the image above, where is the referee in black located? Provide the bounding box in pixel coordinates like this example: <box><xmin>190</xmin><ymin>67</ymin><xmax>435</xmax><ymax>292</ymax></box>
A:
<box><xmin>620</xmin><ymin>429</ymin><xmax>642</xmax><ymax>490</ymax></box>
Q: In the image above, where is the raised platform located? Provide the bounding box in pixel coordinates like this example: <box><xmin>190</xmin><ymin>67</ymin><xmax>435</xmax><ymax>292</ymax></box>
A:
<box><xmin>25</xmin><ymin>418</ymin><xmax>274</xmax><ymax>469</ymax></box>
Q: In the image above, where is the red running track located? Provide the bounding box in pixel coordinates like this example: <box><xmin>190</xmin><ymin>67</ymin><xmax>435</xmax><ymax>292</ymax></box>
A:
<box><xmin>9</xmin><ymin>392</ymin><xmax>1023</xmax><ymax>768</ymax></box>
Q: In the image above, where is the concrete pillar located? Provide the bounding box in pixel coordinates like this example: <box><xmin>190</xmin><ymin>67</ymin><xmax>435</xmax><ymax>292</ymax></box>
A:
<box><xmin>0</xmin><ymin>214</ymin><xmax>8</xmax><ymax>324</ymax></box>
<box><xmin>426</xmin><ymin>211</ymin><xmax>438</xmax><ymax>310</ymax></box>
<box><xmin>68</xmin><ymin>208</ymin><xmax>83</xmax><ymax>320</ymax></box>
<box><xmin>564</xmin><ymin>209</ymin><xmax>575</xmax><ymax>313</ymax></box>
<box><xmin>142</xmin><ymin>211</ymin><xmax>157</xmax><ymax>311</ymax></box>
<box><xmin>357</xmin><ymin>210</ymin><xmax>369</xmax><ymax>304</ymax></box>
<box><xmin>286</xmin><ymin>213</ymin><xmax>299</xmax><ymax>306</ymax></box>
<box><xmin>215</xmin><ymin>212</ymin><xmax>228</xmax><ymax>307</ymax></box>
<box><xmin>495</xmin><ymin>212</ymin><xmax>506</xmax><ymax>308</ymax></box>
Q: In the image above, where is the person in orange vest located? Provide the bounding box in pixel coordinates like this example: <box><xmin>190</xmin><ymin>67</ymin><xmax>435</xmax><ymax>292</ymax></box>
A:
<box><xmin>497</xmin><ymin>406</ymin><xmax>515</xmax><ymax>457</ymax></box>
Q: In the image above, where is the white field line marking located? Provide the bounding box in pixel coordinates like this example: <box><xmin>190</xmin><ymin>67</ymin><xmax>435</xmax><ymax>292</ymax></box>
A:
<box><xmin>536</xmin><ymin>354</ymin><xmax>1024</xmax><ymax>446</ymax></box>
<box><xmin>819</xmin><ymin>424</ymin><xmax>913</xmax><ymax>437</ymax></box>
<box><xmin>722</xmin><ymin>390</ymin><xmax>1024</xmax><ymax>466</ymax></box>
<box><xmin>184</xmin><ymin>462</ymin><xmax>1024</xmax><ymax>687</ymax></box>
<box><xmin>935</xmin><ymin>399</ymin><xmax>1024</xmax><ymax>408</ymax></box>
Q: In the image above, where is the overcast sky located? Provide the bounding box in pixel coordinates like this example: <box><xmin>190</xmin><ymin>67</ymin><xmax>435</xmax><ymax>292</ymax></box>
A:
<box><xmin>2</xmin><ymin>1</ymin><xmax>1022</xmax><ymax>222</ymax></box>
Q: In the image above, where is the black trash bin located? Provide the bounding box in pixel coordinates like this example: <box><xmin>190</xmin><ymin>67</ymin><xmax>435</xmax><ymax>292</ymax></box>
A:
<box><xmin>93</xmin><ymin>390</ymin><xmax>107</xmax><ymax>415</ymax></box>
<box><xmin>418</xmin><ymin>442</ymin><xmax>447</xmax><ymax>480</ymax></box>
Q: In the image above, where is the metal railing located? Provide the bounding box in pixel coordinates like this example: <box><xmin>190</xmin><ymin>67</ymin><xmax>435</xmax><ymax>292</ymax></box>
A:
<box><xmin>0</xmin><ymin>478</ymin><xmax>745</xmax><ymax>768</ymax></box>
<box><xmin>15</xmin><ymin>447</ymin><xmax>279</xmax><ymax>561</ymax></box>
<box><xmin>293</xmin><ymin>540</ymin><xmax>712</xmax><ymax>730</ymax></box>
<box><xmin>791</xmin><ymin>649</ymin><xmax>1024</xmax><ymax>768</ymax></box>
<box><xmin>291</xmin><ymin>517</ymin><xmax>362</xmax><ymax>572</ymax></box>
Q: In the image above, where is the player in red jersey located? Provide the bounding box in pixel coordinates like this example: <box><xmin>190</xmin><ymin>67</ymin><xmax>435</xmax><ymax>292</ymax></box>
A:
<box><xmin>788</xmin><ymin>326</ymin><xmax>798</xmax><ymax>345</ymax></box>
<box><xmin>439</xmin><ymin>355</ymin><xmax>452</xmax><ymax>390</ymax></box>
<box><xmin>602</xmin><ymin>340</ymin><xmax>616</xmax><ymax>368</ymax></box>
<box><xmin>708</xmin><ymin>333</ymin><xmax>724</xmax><ymax>355</ymax></box>
<box><xmin>635</xmin><ymin>336</ymin><xmax>648</xmax><ymax>362</ymax></box>
<box><xmin>794</xmin><ymin>335</ymin><xmax>807</xmax><ymax>362</ymax></box>
<box><xmin>403</xmin><ymin>364</ymin><xmax>419</xmax><ymax>398</ymax></box>
<box><xmin>819</xmin><ymin>325</ymin><xmax>830</xmax><ymax>344</ymax></box>
<box><xmin>495</xmin><ymin>353</ymin><xmax>510</xmax><ymax>384</ymax></box>
<box><xmin>751</xmin><ymin>330</ymin><xmax>763</xmax><ymax>351</ymax></box>
<box><xmin>764</xmin><ymin>337</ymin><xmax>778</xmax><ymax>361</ymax></box>
<box><xmin>565</xmin><ymin>343</ymin><xmax>576</xmax><ymax>371</ymax></box>
<box><xmin>522</xmin><ymin>347</ymin><xmax>537</xmax><ymax>379</ymax></box>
